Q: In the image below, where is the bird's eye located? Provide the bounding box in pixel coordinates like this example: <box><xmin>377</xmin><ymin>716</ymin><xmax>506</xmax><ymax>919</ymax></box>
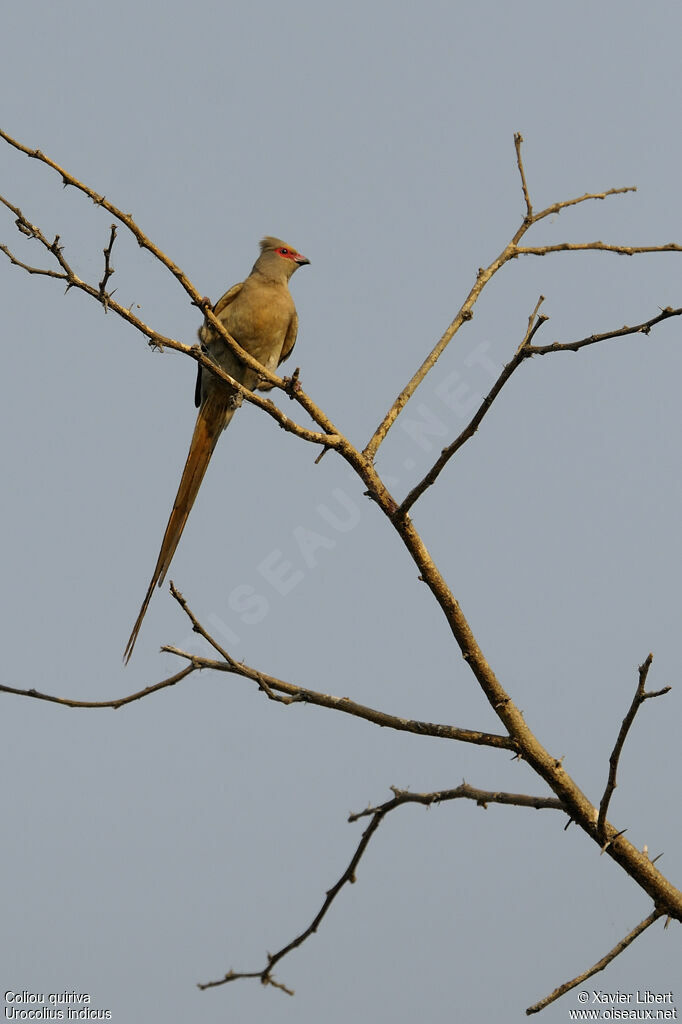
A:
<box><xmin>278</xmin><ymin>248</ymin><xmax>289</xmax><ymax>255</ymax></box>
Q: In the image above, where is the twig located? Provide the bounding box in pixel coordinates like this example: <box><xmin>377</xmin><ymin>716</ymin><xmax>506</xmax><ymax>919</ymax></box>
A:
<box><xmin>0</xmin><ymin>244</ymin><xmax>66</xmax><ymax>279</ymax></box>
<box><xmin>98</xmin><ymin>223</ymin><xmax>117</xmax><ymax>305</ymax></box>
<box><xmin>515</xmin><ymin>132</ymin><xmax>533</xmax><ymax>219</ymax></box>
<box><xmin>528</xmin><ymin>305</ymin><xmax>682</xmax><ymax>356</ymax></box>
<box><xmin>526</xmin><ymin>908</ymin><xmax>664</xmax><ymax>1014</ymax></box>
<box><xmin>597</xmin><ymin>654</ymin><xmax>671</xmax><ymax>842</ymax></box>
<box><xmin>167</xmin><ymin>586</ymin><xmax>301</xmax><ymax>705</ymax></box>
<box><xmin>516</xmin><ymin>294</ymin><xmax>547</xmax><ymax>353</ymax></box>
<box><xmin>516</xmin><ymin>242</ymin><xmax>682</xmax><ymax>257</ymax></box>
<box><xmin>527</xmin><ymin>186</ymin><xmax>637</xmax><ymax>222</ymax></box>
<box><xmin>168</xmin><ymin>581</ymin><xmax>233</xmax><ymax>662</ymax></box>
<box><xmin>0</xmin><ymin>665</ymin><xmax>195</xmax><ymax>710</ymax></box>
<box><xmin>349</xmin><ymin>782</ymin><xmax>565</xmax><ymax>821</ymax></box>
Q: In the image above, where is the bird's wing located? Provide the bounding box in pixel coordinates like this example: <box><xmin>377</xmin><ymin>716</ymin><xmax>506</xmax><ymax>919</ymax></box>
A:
<box><xmin>195</xmin><ymin>281</ymin><xmax>244</xmax><ymax>407</ymax></box>
<box><xmin>279</xmin><ymin>310</ymin><xmax>299</xmax><ymax>365</ymax></box>
<box><xmin>213</xmin><ymin>280</ymin><xmax>243</xmax><ymax>317</ymax></box>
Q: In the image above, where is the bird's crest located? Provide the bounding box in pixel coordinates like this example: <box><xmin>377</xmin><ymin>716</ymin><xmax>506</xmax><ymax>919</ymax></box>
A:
<box><xmin>260</xmin><ymin>236</ymin><xmax>288</xmax><ymax>253</ymax></box>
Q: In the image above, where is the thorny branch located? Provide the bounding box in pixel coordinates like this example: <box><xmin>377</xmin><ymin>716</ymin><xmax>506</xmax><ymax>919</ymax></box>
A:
<box><xmin>0</xmin><ymin>666</ymin><xmax>197</xmax><ymax>710</ymax></box>
<box><xmin>0</xmin><ymin>666</ymin><xmax>511</xmax><ymax>747</ymax></box>
<box><xmin>98</xmin><ymin>223</ymin><xmax>117</xmax><ymax>304</ymax></box>
<box><xmin>2</xmin><ymin>128</ymin><xmax>682</xmax><ymax>1007</ymax></box>
<box><xmin>362</xmin><ymin>132</ymin><xmax>677</xmax><ymax>461</ymax></box>
<box><xmin>515</xmin><ymin>131</ymin><xmax>533</xmax><ymax>218</ymax></box>
<box><xmin>348</xmin><ymin>783</ymin><xmax>565</xmax><ymax>820</ymax></box>
<box><xmin>0</xmin><ymin>586</ymin><xmax>516</xmax><ymax>751</ymax></box>
<box><xmin>199</xmin><ymin>781</ymin><xmax>565</xmax><ymax>994</ymax></box>
<box><xmin>198</xmin><ymin>802</ymin><xmax>384</xmax><ymax>995</ymax></box>
<box><xmin>397</xmin><ymin>301</ymin><xmax>682</xmax><ymax>515</ymax></box>
<box><xmin>516</xmin><ymin>242</ymin><xmax>682</xmax><ymax>257</ymax></box>
<box><xmin>597</xmin><ymin>654</ymin><xmax>671</xmax><ymax>844</ymax></box>
<box><xmin>397</xmin><ymin>297</ymin><xmax>550</xmax><ymax>515</ymax></box>
<box><xmin>528</xmin><ymin>304</ymin><xmax>682</xmax><ymax>355</ymax></box>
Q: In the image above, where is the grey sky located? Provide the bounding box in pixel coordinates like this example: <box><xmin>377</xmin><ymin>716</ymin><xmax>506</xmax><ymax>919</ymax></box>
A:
<box><xmin>2</xmin><ymin>1</ymin><xmax>681</xmax><ymax>1021</ymax></box>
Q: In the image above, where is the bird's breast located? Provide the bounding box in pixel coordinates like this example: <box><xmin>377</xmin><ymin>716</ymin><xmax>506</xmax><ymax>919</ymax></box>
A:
<box><xmin>222</xmin><ymin>285</ymin><xmax>294</xmax><ymax>362</ymax></box>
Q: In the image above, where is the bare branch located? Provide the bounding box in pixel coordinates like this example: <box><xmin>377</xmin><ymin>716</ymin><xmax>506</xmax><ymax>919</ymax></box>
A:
<box><xmin>0</xmin><ymin>664</ymin><xmax>195</xmax><ymax>710</ymax></box>
<box><xmin>528</xmin><ymin>305</ymin><xmax>682</xmax><ymax>356</ymax></box>
<box><xmin>0</xmin><ymin>243</ymin><xmax>67</xmax><ymax>280</ymax></box>
<box><xmin>597</xmin><ymin>654</ymin><xmax>671</xmax><ymax>843</ymax></box>
<box><xmin>515</xmin><ymin>132</ymin><xmax>533</xmax><ymax>219</ymax></box>
<box><xmin>98</xmin><ymin>223</ymin><xmax>117</xmax><ymax>304</ymax></box>
<box><xmin>0</xmin><ymin>655</ymin><xmax>512</xmax><ymax>746</ymax></box>
<box><xmin>163</xmin><ymin>645</ymin><xmax>515</xmax><ymax>748</ymax></box>
<box><xmin>168</xmin><ymin>581</ymin><xmax>233</xmax><ymax>662</ymax></box>
<box><xmin>349</xmin><ymin>782</ymin><xmax>565</xmax><ymax>821</ymax></box>
<box><xmin>0</xmin><ymin>580</ymin><xmax>514</xmax><ymax>750</ymax></box>
<box><xmin>200</xmin><ymin>775</ymin><xmax>563</xmax><ymax>994</ymax></box>
<box><xmin>162</xmin><ymin>585</ymin><xmax>517</xmax><ymax>749</ymax></box>
<box><xmin>166</xmin><ymin>582</ymin><xmax>304</xmax><ymax>705</ymax></box>
<box><xmin>0</xmin><ymin>194</ymin><xmax>84</xmax><ymax>290</ymax></box>
<box><xmin>516</xmin><ymin>242</ymin><xmax>682</xmax><ymax>257</ymax></box>
<box><xmin>526</xmin><ymin>908</ymin><xmax>664</xmax><ymax>1014</ymax></box>
<box><xmin>516</xmin><ymin>294</ymin><xmax>548</xmax><ymax>354</ymax></box>
<box><xmin>529</xmin><ymin>185</ymin><xmax>637</xmax><ymax>224</ymax></box>
<box><xmin>386</xmin><ymin>505</ymin><xmax>682</xmax><ymax>920</ymax></box>
<box><xmin>362</xmin><ymin>237</ymin><xmax>516</xmax><ymax>462</ymax></box>
<box><xmin>397</xmin><ymin>298</ymin><xmax>549</xmax><ymax>516</ymax></box>
<box><xmin>396</xmin><ymin>302</ymin><xmax>682</xmax><ymax>516</ymax></box>
<box><xmin>198</xmin><ymin>799</ymin><xmax>387</xmax><ymax>994</ymax></box>
<box><xmin>0</xmin><ymin>127</ymin><xmax>214</xmax><ymax>308</ymax></box>
<box><xmin>361</xmin><ymin>134</ymin><xmax>661</xmax><ymax>462</ymax></box>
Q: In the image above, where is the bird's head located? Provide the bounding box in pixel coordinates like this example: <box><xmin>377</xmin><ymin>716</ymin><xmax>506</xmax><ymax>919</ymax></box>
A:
<box><xmin>255</xmin><ymin>236</ymin><xmax>310</xmax><ymax>281</ymax></box>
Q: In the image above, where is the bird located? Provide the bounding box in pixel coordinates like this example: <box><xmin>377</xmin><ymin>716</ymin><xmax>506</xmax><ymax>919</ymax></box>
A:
<box><xmin>124</xmin><ymin>236</ymin><xmax>310</xmax><ymax>662</ymax></box>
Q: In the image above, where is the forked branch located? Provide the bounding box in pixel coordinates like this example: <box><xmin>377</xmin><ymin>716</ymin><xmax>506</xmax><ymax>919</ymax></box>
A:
<box><xmin>397</xmin><ymin>302</ymin><xmax>682</xmax><ymax>516</ymax></box>
<box><xmin>0</xmin><ymin>584</ymin><xmax>516</xmax><ymax>752</ymax></box>
<box><xmin>363</xmin><ymin>133</ymin><xmax>677</xmax><ymax>461</ymax></box>
<box><xmin>597</xmin><ymin>654</ymin><xmax>671</xmax><ymax>843</ymax></box>
<box><xmin>199</xmin><ymin>781</ymin><xmax>566</xmax><ymax>995</ymax></box>
<box><xmin>161</xmin><ymin>583</ymin><xmax>516</xmax><ymax>750</ymax></box>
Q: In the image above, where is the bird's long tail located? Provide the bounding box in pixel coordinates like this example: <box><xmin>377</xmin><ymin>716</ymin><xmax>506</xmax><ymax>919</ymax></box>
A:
<box><xmin>124</xmin><ymin>391</ymin><xmax>234</xmax><ymax>663</ymax></box>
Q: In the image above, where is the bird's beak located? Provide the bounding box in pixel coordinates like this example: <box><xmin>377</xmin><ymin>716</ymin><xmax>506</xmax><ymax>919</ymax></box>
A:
<box><xmin>295</xmin><ymin>253</ymin><xmax>311</xmax><ymax>266</ymax></box>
